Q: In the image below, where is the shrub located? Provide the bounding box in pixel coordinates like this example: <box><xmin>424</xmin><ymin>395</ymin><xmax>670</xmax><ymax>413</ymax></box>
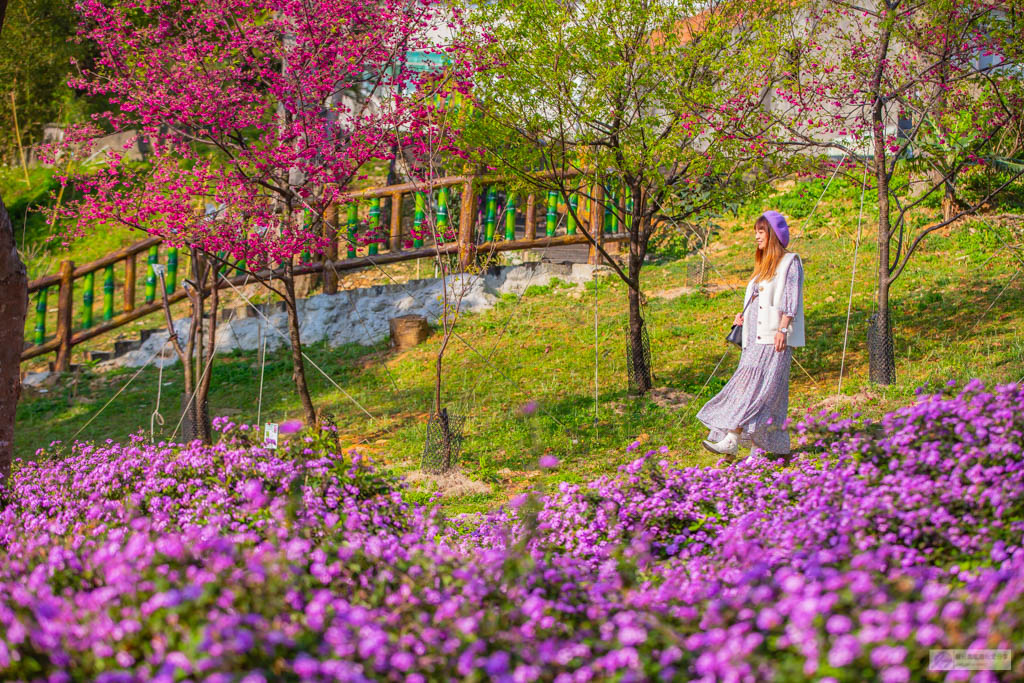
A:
<box><xmin>958</xmin><ymin>165</ymin><xmax>1024</xmax><ymax>212</ymax></box>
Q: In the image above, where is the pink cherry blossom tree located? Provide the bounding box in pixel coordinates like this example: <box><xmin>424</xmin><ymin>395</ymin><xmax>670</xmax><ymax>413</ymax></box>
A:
<box><xmin>54</xmin><ymin>0</ymin><xmax>478</xmax><ymax>432</ymax></box>
<box><xmin>772</xmin><ymin>0</ymin><xmax>1024</xmax><ymax>384</ymax></box>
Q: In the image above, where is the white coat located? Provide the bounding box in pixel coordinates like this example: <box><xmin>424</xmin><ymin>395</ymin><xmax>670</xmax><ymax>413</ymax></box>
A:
<box><xmin>741</xmin><ymin>252</ymin><xmax>805</xmax><ymax>349</ymax></box>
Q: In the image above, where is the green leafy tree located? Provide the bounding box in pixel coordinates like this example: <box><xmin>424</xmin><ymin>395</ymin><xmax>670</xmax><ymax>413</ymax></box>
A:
<box><xmin>0</xmin><ymin>0</ymin><xmax>94</xmax><ymax>165</ymax></box>
<box><xmin>460</xmin><ymin>0</ymin><xmax>790</xmax><ymax>394</ymax></box>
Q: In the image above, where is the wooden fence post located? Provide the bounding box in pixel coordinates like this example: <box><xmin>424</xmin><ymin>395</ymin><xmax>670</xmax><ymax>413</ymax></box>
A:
<box><xmin>588</xmin><ymin>183</ymin><xmax>605</xmax><ymax>266</ymax></box>
<box><xmin>458</xmin><ymin>180</ymin><xmax>477</xmax><ymax>271</ymax></box>
<box><xmin>54</xmin><ymin>259</ymin><xmax>74</xmax><ymax>371</ymax></box>
<box><xmin>524</xmin><ymin>193</ymin><xmax>537</xmax><ymax>241</ymax></box>
<box><xmin>389</xmin><ymin>190</ymin><xmax>403</xmax><ymax>252</ymax></box>
<box><xmin>124</xmin><ymin>253</ymin><xmax>136</xmax><ymax>313</ymax></box>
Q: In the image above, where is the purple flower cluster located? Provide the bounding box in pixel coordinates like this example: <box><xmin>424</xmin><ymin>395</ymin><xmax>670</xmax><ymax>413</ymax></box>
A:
<box><xmin>2</xmin><ymin>379</ymin><xmax>1023</xmax><ymax>681</ymax></box>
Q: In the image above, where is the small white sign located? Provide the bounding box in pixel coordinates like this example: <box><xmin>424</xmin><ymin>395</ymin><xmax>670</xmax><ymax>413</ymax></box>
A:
<box><xmin>264</xmin><ymin>422</ymin><xmax>279</xmax><ymax>449</ymax></box>
<box><xmin>930</xmin><ymin>649</ymin><xmax>1011</xmax><ymax>671</ymax></box>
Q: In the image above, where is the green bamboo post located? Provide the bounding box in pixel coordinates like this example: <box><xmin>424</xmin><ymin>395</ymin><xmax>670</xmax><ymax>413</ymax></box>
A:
<box><xmin>604</xmin><ymin>186</ymin><xmax>614</xmax><ymax>234</ymax></box>
<box><xmin>612</xmin><ymin>186</ymin><xmax>620</xmax><ymax>233</ymax></box>
<box><xmin>166</xmin><ymin>247</ymin><xmax>179</xmax><ymax>292</ymax></box>
<box><xmin>33</xmin><ymin>288</ymin><xmax>46</xmax><ymax>346</ymax></box>
<box><xmin>545</xmin><ymin>191</ymin><xmax>557</xmax><ymax>237</ymax></box>
<box><xmin>301</xmin><ymin>209</ymin><xmax>311</xmax><ymax>263</ymax></box>
<box><xmin>346</xmin><ymin>204</ymin><xmax>358</xmax><ymax>258</ymax></box>
<box><xmin>413</xmin><ymin>192</ymin><xmax>426</xmax><ymax>248</ymax></box>
<box><xmin>82</xmin><ymin>271</ymin><xmax>94</xmax><ymax>329</ymax></box>
<box><xmin>505</xmin><ymin>192</ymin><xmax>516</xmax><ymax>240</ymax></box>
<box><xmin>144</xmin><ymin>245</ymin><xmax>158</xmax><ymax>303</ymax></box>
<box><xmin>484</xmin><ymin>185</ymin><xmax>497</xmax><ymax>241</ymax></box>
<box><xmin>567</xmin><ymin>192</ymin><xmax>578</xmax><ymax>235</ymax></box>
<box><xmin>625</xmin><ymin>192</ymin><xmax>634</xmax><ymax>232</ymax></box>
<box><xmin>368</xmin><ymin>197</ymin><xmax>381</xmax><ymax>256</ymax></box>
<box><xmin>235</xmin><ymin>258</ymin><xmax>247</xmax><ymax>275</ymax></box>
<box><xmin>102</xmin><ymin>265</ymin><xmax>114</xmax><ymax>322</ymax></box>
<box><xmin>437</xmin><ymin>186</ymin><xmax>450</xmax><ymax>241</ymax></box>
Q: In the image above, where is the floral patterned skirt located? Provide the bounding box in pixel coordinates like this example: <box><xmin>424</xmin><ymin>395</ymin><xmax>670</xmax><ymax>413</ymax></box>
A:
<box><xmin>695</xmin><ymin>316</ymin><xmax>792</xmax><ymax>454</ymax></box>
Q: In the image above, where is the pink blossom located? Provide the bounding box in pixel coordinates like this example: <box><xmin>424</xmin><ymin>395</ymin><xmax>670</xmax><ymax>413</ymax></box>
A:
<box><xmin>279</xmin><ymin>420</ymin><xmax>303</xmax><ymax>434</ymax></box>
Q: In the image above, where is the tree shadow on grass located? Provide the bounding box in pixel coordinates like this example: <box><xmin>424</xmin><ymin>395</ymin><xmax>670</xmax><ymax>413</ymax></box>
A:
<box><xmin>795</xmin><ymin>272</ymin><xmax>1024</xmax><ymax>382</ymax></box>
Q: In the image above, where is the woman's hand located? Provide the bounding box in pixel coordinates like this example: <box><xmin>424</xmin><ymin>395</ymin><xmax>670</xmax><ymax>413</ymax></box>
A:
<box><xmin>774</xmin><ymin>331</ymin><xmax>787</xmax><ymax>352</ymax></box>
<box><xmin>733</xmin><ymin>313</ymin><xmax>744</xmax><ymax>326</ymax></box>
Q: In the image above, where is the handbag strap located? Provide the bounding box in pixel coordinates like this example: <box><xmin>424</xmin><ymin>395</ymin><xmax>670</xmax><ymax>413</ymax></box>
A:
<box><xmin>740</xmin><ymin>284</ymin><xmax>757</xmax><ymax>316</ymax></box>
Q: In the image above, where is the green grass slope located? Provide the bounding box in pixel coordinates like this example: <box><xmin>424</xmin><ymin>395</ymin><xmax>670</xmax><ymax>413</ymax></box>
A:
<box><xmin>14</xmin><ymin>180</ymin><xmax>1024</xmax><ymax>514</ymax></box>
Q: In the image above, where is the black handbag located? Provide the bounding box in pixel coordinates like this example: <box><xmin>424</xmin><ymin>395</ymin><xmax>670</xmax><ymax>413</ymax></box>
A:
<box><xmin>726</xmin><ymin>323</ymin><xmax>743</xmax><ymax>347</ymax></box>
<box><xmin>726</xmin><ymin>294</ymin><xmax>754</xmax><ymax>348</ymax></box>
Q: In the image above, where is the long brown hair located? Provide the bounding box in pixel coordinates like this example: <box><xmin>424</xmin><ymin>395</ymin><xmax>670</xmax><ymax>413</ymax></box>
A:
<box><xmin>752</xmin><ymin>215</ymin><xmax>788</xmax><ymax>282</ymax></box>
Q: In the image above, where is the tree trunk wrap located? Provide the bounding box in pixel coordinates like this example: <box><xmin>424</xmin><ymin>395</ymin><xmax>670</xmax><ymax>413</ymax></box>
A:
<box><xmin>181</xmin><ymin>391</ymin><xmax>211</xmax><ymax>443</ymax></box>
<box><xmin>868</xmin><ymin>311</ymin><xmax>895</xmax><ymax>386</ymax></box>
<box><xmin>627</xmin><ymin>221</ymin><xmax>652</xmax><ymax>395</ymax></box>
<box><xmin>0</xmin><ymin>195</ymin><xmax>28</xmax><ymax>487</ymax></box>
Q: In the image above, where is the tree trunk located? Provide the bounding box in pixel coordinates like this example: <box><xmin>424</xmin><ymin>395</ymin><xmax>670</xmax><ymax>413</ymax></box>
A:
<box><xmin>864</xmin><ymin>24</ymin><xmax>897</xmax><ymax>386</ymax></box>
<box><xmin>627</xmin><ymin>211</ymin><xmax>651</xmax><ymax>395</ymax></box>
<box><xmin>282</xmin><ymin>263</ymin><xmax>317</xmax><ymax>426</ymax></box>
<box><xmin>176</xmin><ymin>250</ymin><xmax>213</xmax><ymax>443</ymax></box>
<box><xmin>626</xmin><ymin>284</ymin><xmax>651</xmax><ymax>395</ymax></box>
<box><xmin>940</xmin><ymin>177</ymin><xmax>960</xmax><ymax>222</ymax></box>
<box><xmin>872</xmin><ymin>134</ymin><xmax>897</xmax><ymax>385</ymax></box>
<box><xmin>929</xmin><ymin>167</ymin><xmax>961</xmax><ymax>222</ymax></box>
<box><xmin>178</xmin><ymin>327</ymin><xmax>199</xmax><ymax>442</ymax></box>
<box><xmin>434</xmin><ymin>347</ymin><xmax>444</xmax><ymax>416</ymax></box>
<box><xmin>433</xmin><ymin>350</ymin><xmax>455</xmax><ymax>470</ymax></box>
<box><xmin>194</xmin><ymin>263</ymin><xmax>217</xmax><ymax>443</ymax></box>
<box><xmin>178</xmin><ymin>278</ymin><xmax>198</xmax><ymax>442</ymax></box>
<box><xmin>0</xmin><ymin>195</ymin><xmax>27</xmax><ymax>488</ymax></box>
<box><xmin>868</xmin><ymin>300</ymin><xmax>895</xmax><ymax>385</ymax></box>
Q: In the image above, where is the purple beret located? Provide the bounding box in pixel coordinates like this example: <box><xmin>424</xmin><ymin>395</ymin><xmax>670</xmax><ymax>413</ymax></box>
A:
<box><xmin>761</xmin><ymin>210</ymin><xmax>790</xmax><ymax>248</ymax></box>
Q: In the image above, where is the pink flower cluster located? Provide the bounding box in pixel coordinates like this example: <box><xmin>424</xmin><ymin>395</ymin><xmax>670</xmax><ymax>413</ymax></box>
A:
<box><xmin>51</xmin><ymin>0</ymin><xmax>486</xmax><ymax>263</ymax></box>
<box><xmin>771</xmin><ymin>2</ymin><xmax>1024</xmax><ymax>169</ymax></box>
<box><xmin>1</xmin><ymin>380</ymin><xmax>1023</xmax><ymax>679</ymax></box>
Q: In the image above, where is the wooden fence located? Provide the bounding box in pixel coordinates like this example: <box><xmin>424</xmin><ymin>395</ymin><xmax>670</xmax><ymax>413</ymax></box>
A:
<box><xmin>22</xmin><ymin>172</ymin><xmax>631</xmax><ymax>370</ymax></box>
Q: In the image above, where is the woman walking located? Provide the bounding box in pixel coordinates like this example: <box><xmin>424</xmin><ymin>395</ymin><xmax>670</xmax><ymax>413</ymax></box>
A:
<box><xmin>696</xmin><ymin>210</ymin><xmax>804</xmax><ymax>458</ymax></box>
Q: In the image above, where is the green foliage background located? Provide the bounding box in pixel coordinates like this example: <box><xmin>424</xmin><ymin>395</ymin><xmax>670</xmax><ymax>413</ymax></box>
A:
<box><xmin>0</xmin><ymin>0</ymin><xmax>99</xmax><ymax>164</ymax></box>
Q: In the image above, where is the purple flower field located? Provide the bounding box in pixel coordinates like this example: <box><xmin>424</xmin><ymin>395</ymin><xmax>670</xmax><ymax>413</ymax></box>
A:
<box><xmin>2</xmin><ymin>379</ymin><xmax>1022</xmax><ymax>681</ymax></box>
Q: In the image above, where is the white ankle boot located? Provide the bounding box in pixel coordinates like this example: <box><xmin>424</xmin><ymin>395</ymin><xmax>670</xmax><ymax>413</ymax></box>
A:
<box><xmin>702</xmin><ymin>431</ymin><xmax>739</xmax><ymax>456</ymax></box>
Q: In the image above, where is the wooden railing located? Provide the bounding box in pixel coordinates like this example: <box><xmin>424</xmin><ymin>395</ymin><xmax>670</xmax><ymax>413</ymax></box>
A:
<box><xmin>22</xmin><ymin>172</ymin><xmax>630</xmax><ymax>370</ymax></box>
